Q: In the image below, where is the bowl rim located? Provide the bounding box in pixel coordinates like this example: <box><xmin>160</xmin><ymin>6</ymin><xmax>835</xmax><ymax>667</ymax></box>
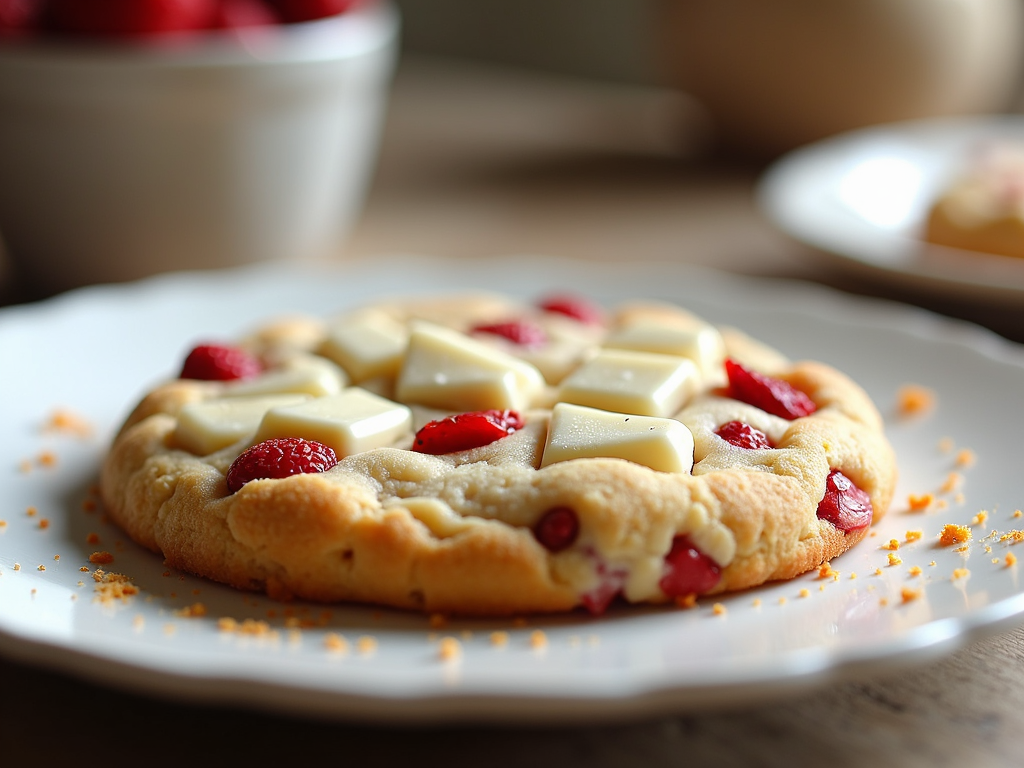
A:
<box><xmin>0</xmin><ymin>1</ymin><xmax>399</xmax><ymax>70</ymax></box>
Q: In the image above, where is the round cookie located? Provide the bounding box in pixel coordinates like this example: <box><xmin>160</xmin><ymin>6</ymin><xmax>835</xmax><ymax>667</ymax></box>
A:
<box><xmin>100</xmin><ymin>293</ymin><xmax>897</xmax><ymax>615</ymax></box>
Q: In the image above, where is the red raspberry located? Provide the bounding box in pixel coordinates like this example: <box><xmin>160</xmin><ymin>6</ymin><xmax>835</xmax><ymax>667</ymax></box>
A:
<box><xmin>658</xmin><ymin>535</ymin><xmax>721</xmax><ymax>597</ymax></box>
<box><xmin>532</xmin><ymin>507</ymin><xmax>578</xmax><ymax>552</ymax></box>
<box><xmin>715</xmin><ymin>420</ymin><xmax>773</xmax><ymax>449</ymax></box>
<box><xmin>471</xmin><ymin>319</ymin><xmax>548</xmax><ymax>348</ymax></box>
<box><xmin>180</xmin><ymin>344</ymin><xmax>262</xmax><ymax>381</ymax></box>
<box><xmin>211</xmin><ymin>0</ymin><xmax>280</xmax><ymax>28</ymax></box>
<box><xmin>724</xmin><ymin>358</ymin><xmax>817</xmax><ymax>420</ymax></box>
<box><xmin>48</xmin><ymin>0</ymin><xmax>217</xmax><ymax>36</ymax></box>
<box><xmin>816</xmin><ymin>469</ymin><xmax>873</xmax><ymax>534</ymax></box>
<box><xmin>412</xmin><ymin>410</ymin><xmax>524</xmax><ymax>455</ymax></box>
<box><xmin>226</xmin><ymin>437</ymin><xmax>337</xmax><ymax>493</ymax></box>
<box><xmin>269</xmin><ymin>0</ymin><xmax>355</xmax><ymax>23</ymax></box>
<box><xmin>537</xmin><ymin>294</ymin><xmax>605</xmax><ymax>325</ymax></box>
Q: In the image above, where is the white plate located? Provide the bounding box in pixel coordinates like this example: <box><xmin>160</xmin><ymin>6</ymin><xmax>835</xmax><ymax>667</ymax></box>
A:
<box><xmin>3</xmin><ymin>255</ymin><xmax>1024</xmax><ymax>724</ymax></box>
<box><xmin>758</xmin><ymin>114</ymin><xmax>1024</xmax><ymax>303</ymax></box>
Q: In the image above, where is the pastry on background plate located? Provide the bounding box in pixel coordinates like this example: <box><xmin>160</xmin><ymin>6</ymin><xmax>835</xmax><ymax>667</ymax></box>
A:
<box><xmin>101</xmin><ymin>292</ymin><xmax>897</xmax><ymax>615</ymax></box>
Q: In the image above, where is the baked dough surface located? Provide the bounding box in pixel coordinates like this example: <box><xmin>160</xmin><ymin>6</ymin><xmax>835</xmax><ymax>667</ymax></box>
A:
<box><xmin>100</xmin><ymin>293</ymin><xmax>897</xmax><ymax>615</ymax></box>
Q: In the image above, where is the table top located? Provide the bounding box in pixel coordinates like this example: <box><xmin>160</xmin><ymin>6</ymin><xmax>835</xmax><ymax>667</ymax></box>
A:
<box><xmin>5</xmin><ymin>57</ymin><xmax>1024</xmax><ymax>766</ymax></box>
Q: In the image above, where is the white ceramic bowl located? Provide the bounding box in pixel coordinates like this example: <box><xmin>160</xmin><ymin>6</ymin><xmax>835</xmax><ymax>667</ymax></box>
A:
<box><xmin>0</xmin><ymin>2</ymin><xmax>398</xmax><ymax>293</ymax></box>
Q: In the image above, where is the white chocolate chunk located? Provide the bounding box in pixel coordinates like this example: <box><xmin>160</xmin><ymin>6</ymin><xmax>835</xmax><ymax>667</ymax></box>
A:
<box><xmin>319</xmin><ymin>312</ymin><xmax>408</xmax><ymax>383</ymax></box>
<box><xmin>396</xmin><ymin>322</ymin><xmax>545</xmax><ymax>411</ymax></box>
<box><xmin>254</xmin><ymin>387</ymin><xmax>412</xmax><ymax>458</ymax></box>
<box><xmin>225</xmin><ymin>354</ymin><xmax>348</xmax><ymax>398</ymax></box>
<box><xmin>174</xmin><ymin>394</ymin><xmax>310</xmax><ymax>455</ymax></box>
<box><xmin>540</xmin><ymin>402</ymin><xmax>694</xmax><ymax>474</ymax></box>
<box><xmin>603</xmin><ymin>323</ymin><xmax>725</xmax><ymax>380</ymax></box>
<box><xmin>557</xmin><ymin>348</ymin><xmax>698</xmax><ymax>417</ymax></box>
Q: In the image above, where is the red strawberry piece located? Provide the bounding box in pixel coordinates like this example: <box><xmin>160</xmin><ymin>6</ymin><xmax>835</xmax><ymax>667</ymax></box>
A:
<box><xmin>180</xmin><ymin>343</ymin><xmax>262</xmax><ymax>381</ymax></box>
<box><xmin>48</xmin><ymin>0</ymin><xmax>217</xmax><ymax>36</ymax></box>
<box><xmin>226</xmin><ymin>437</ymin><xmax>337</xmax><ymax>493</ymax></box>
<box><xmin>471</xmin><ymin>319</ymin><xmax>548</xmax><ymax>348</ymax></box>
<box><xmin>268</xmin><ymin>0</ymin><xmax>355</xmax><ymax>23</ymax></box>
<box><xmin>724</xmin><ymin>358</ymin><xmax>817</xmax><ymax>420</ymax></box>
<box><xmin>537</xmin><ymin>294</ymin><xmax>604</xmax><ymax>325</ymax></box>
<box><xmin>211</xmin><ymin>0</ymin><xmax>280</xmax><ymax>28</ymax></box>
<box><xmin>0</xmin><ymin>0</ymin><xmax>45</xmax><ymax>35</ymax></box>
<box><xmin>816</xmin><ymin>469</ymin><xmax>873</xmax><ymax>534</ymax></box>
<box><xmin>715</xmin><ymin>420</ymin><xmax>773</xmax><ymax>450</ymax></box>
<box><xmin>533</xmin><ymin>507</ymin><xmax>578</xmax><ymax>552</ymax></box>
<box><xmin>412</xmin><ymin>410</ymin><xmax>524</xmax><ymax>455</ymax></box>
<box><xmin>658</xmin><ymin>535</ymin><xmax>721</xmax><ymax>597</ymax></box>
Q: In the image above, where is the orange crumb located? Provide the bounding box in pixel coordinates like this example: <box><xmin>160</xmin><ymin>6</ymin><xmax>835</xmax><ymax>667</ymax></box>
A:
<box><xmin>86</xmin><ymin>533</ymin><xmax>100</xmax><ymax>545</ymax></box>
<box><xmin>993</xmin><ymin>558</ymin><xmax>1001</xmax><ymax>564</ymax></box>
<box><xmin>132</xmin><ymin>615</ymin><xmax>144</xmax><ymax>630</ymax></box>
<box><xmin>175</xmin><ymin>603</ymin><xmax>207</xmax><ymax>618</ymax></box>
<box><xmin>888</xmin><ymin>553</ymin><xmax>903</xmax><ymax>566</ymax></box>
<box><xmin>1007</xmin><ymin>552</ymin><xmax>1018</xmax><ymax>567</ymax></box>
<box><xmin>43</xmin><ymin>409</ymin><xmax>93</xmax><ymax>438</ymax></box>
<box><xmin>357</xmin><ymin>636</ymin><xmax>378</xmax><ymax>654</ymax></box>
<box><xmin>900</xmin><ymin>587</ymin><xmax>923</xmax><ymax>603</ymax></box>
<box><xmin>905</xmin><ymin>530</ymin><xmax>923</xmax><ymax>542</ymax></box>
<box><xmin>908</xmin><ymin>494</ymin><xmax>933</xmax><ymax>512</ymax></box>
<box><xmin>874</xmin><ymin>568</ymin><xmax>883</xmax><ymax>576</ymax></box>
<box><xmin>778</xmin><ymin>596</ymin><xmax>787</xmax><ymax>605</ymax></box>
<box><xmin>908</xmin><ymin>565</ymin><xmax>923</xmax><ymax>577</ymax></box>
<box><xmin>13</xmin><ymin>563</ymin><xmax>20</xmax><ymax>571</ymax></box>
<box><xmin>1015</xmin><ymin>510</ymin><xmax>1023</xmax><ymax>519</ymax></box>
<box><xmin>937</xmin><ymin>499</ymin><xmax>950</xmax><ymax>510</ymax></box>
<box><xmin>429</xmin><ymin>613</ymin><xmax>448</xmax><ymax>629</ymax></box>
<box><xmin>324</xmin><ymin>633</ymin><xmax>349</xmax><ymax>653</ymax></box>
<box><xmin>973</xmin><ymin>510</ymin><xmax>989</xmax><ymax>526</ymax></box>
<box><xmin>850</xmin><ymin>572</ymin><xmax>858</xmax><ymax>579</ymax></box>
<box><xmin>37</xmin><ymin>564</ymin><xmax>45</xmax><ymax>571</ymax></box>
<box><xmin>78</xmin><ymin>566</ymin><xmax>88</xmax><ymax>572</ymax></box>
<box><xmin>38</xmin><ymin>518</ymin><xmax>49</xmax><ymax>530</ymax></box>
<box><xmin>438</xmin><ymin>636</ymin><xmax>462</xmax><ymax>662</ymax></box>
<box><xmin>882</xmin><ymin>539</ymin><xmax>900</xmax><ymax>551</ymax></box>
<box><xmin>880</xmin><ymin>597</ymin><xmax>890</xmax><ymax>606</ymax></box>
<box><xmin>529</xmin><ymin>630</ymin><xmax>548</xmax><ymax>649</ymax></box>
<box><xmin>217</xmin><ymin>617</ymin><xmax>238</xmax><ymax>632</ymax></box>
<box><xmin>818</xmin><ymin>562</ymin><xmax>839</xmax><ymax>579</ymax></box>
<box><xmin>674</xmin><ymin>593</ymin><xmax>698</xmax><ymax>609</ymax></box>
<box><xmin>952</xmin><ymin>568</ymin><xmax>970</xmax><ymax>580</ymax></box>
<box><xmin>955</xmin><ymin>545</ymin><xmax>970</xmax><ymax>553</ymax></box>
<box><xmin>26</xmin><ymin>506</ymin><xmax>37</xmax><ymax>517</ymax></box>
<box><xmin>89</xmin><ymin>551</ymin><xmax>114</xmax><ymax>564</ymax></box>
<box><xmin>752</xmin><ymin>598</ymin><xmax>762</xmax><ymax>607</ymax></box>
<box><xmin>53</xmin><ymin>555</ymin><xmax>59</xmax><ymax>561</ymax></box>
<box><xmin>896</xmin><ymin>384</ymin><xmax>935</xmax><ymax>417</ymax></box>
<box><xmin>92</xmin><ymin>571</ymin><xmax>138</xmax><ymax>604</ymax></box>
<box><xmin>940</xmin><ymin>473</ymin><xmax>962</xmax><ymax>494</ymax></box>
<box><xmin>955</xmin><ymin>448</ymin><xmax>976</xmax><ymax>468</ymax></box>
<box><xmin>1000</xmin><ymin>530</ymin><xmax>1024</xmax><ymax>543</ymax></box>
<box><xmin>490</xmin><ymin>631</ymin><xmax>509</xmax><ymax>647</ymax></box>
<box><xmin>37</xmin><ymin>451</ymin><xmax>57</xmax><ymax>468</ymax></box>
<box><xmin>939</xmin><ymin>524</ymin><xmax>972</xmax><ymax>547</ymax></box>
<box><xmin>712</xmin><ymin>602</ymin><xmax>727</xmax><ymax>615</ymax></box>
<box><xmin>798</xmin><ymin>588</ymin><xmax>810</xmax><ymax>598</ymax></box>
<box><xmin>0</xmin><ymin>520</ymin><xmax>6</xmax><ymax>528</ymax></box>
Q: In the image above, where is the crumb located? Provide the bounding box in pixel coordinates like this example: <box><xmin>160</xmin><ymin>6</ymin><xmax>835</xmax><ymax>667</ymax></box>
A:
<box><xmin>973</xmin><ymin>510</ymin><xmax>989</xmax><ymax>526</ymax></box>
<box><xmin>133</xmin><ymin>615</ymin><xmax>145</xmax><ymax>630</ymax></box>
<box><xmin>36</xmin><ymin>564</ymin><xmax>45</xmax><ymax>571</ymax></box>
<box><xmin>900</xmin><ymin>587</ymin><xmax>923</xmax><ymax>603</ymax></box>
<box><xmin>86</xmin><ymin>533</ymin><xmax>100</xmax><ymax>545</ymax></box>
<box><xmin>674</xmin><ymin>593</ymin><xmax>698</xmax><ymax>609</ymax></box>
<box><xmin>217</xmin><ymin>617</ymin><xmax>238</xmax><ymax>632</ymax></box>
<box><xmin>938</xmin><ymin>436</ymin><xmax>955</xmax><ymax>453</ymax></box>
<box><xmin>529</xmin><ymin>630</ymin><xmax>548</xmax><ymax>649</ymax></box>
<box><xmin>908</xmin><ymin>565</ymin><xmax>923</xmax><ymax>577</ymax></box>
<box><xmin>930</xmin><ymin>560</ymin><xmax>937</xmax><ymax>567</ymax></box>
<box><xmin>986</xmin><ymin>545</ymin><xmax>993</xmax><ymax>553</ymax></box>
<box><xmin>940</xmin><ymin>473</ymin><xmax>962</xmax><ymax>494</ymax></box>
<box><xmin>993</xmin><ymin>558</ymin><xmax>1001</xmax><ymax>564</ymax></box>
<box><xmin>882</xmin><ymin>539</ymin><xmax>900</xmax><ymax>551</ymax></box>
<box><xmin>955</xmin><ymin>448</ymin><xmax>976</xmax><ymax>468</ymax></box>
<box><xmin>1007</xmin><ymin>552</ymin><xmax>1018</xmax><ymax>567</ymax></box>
<box><xmin>26</xmin><ymin>506</ymin><xmax>37</xmax><ymax>517</ymax></box>
<box><xmin>1000</xmin><ymin>530</ymin><xmax>1024</xmax><ymax>543</ymax></box>
<box><xmin>89</xmin><ymin>551</ymin><xmax>114</xmax><ymax>564</ymax></box>
<box><xmin>778</xmin><ymin>596</ymin><xmax>787</xmax><ymax>605</ymax></box>
<box><xmin>43</xmin><ymin>409</ymin><xmax>93</xmax><ymax>438</ymax></box>
<box><xmin>428</xmin><ymin>613</ymin><xmax>447</xmax><ymax>629</ymax></box>
<box><xmin>357</xmin><ymin>636</ymin><xmax>378</xmax><ymax>655</ymax></box>
<box><xmin>175</xmin><ymin>603</ymin><xmax>207</xmax><ymax>618</ymax></box>
<box><xmin>38</xmin><ymin>518</ymin><xmax>49</xmax><ymax>530</ymax></box>
<box><xmin>940</xmin><ymin>524</ymin><xmax>972</xmax><ymax>546</ymax></box>
<box><xmin>953</xmin><ymin>493</ymin><xmax>965</xmax><ymax>505</ymax></box>
<box><xmin>896</xmin><ymin>384</ymin><xmax>935</xmax><ymax>417</ymax></box>
<box><xmin>53</xmin><ymin>554</ymin><xmax>59</xmax><ymax>561</ymax></box>
<box><xmin>438</xmin><ymin>636</ymin><xmax>462</xmax><ymax>662</ymax></box>
<box><xmin>490</xmin><ymin>631</ymin><xmax>509</xmax><ymax>647</ymax></box>
<box><xmin>797</xmin><ymin>588</ymin><xmax>810</xmax><ymax>598</ymax></box>
<box><xmin>13</xmin><ymin>563</ymin><xmax>21</xmax><ymax>571</ymax></box>
<box><xmin>905</xmin><ymin>530</ymin><xmax>923</xmax><ymax>543</ymax></box>
<box><xmin>849</xmin><ymin>572</ymin><xmax>857</xmax><ymax>579</ymax></box>
<box><xmin>712</xmin><ymin>602</ymin><xmax>727</xmax><ymax>615</ymax></box>
<box><xmin>955</xmin><ymin>545</ymin><xmax>970</xmax><ymax>553</ymax></box>
<box><xmin>18</xmin><ymin>458</ymin><xmax>32</xmax><ymax>474</ymax></box>
<box><xmin>0</xmin><ymin>520</ymin><xmax>6</xmax><ymax>528</ymax></box>
<box><xmin>908</xmin><ymin>494</ymin><xmax>934</xmax><ymax>511</ymax></box>
<box><xmin>92</xmin><ymin>571</ymin><xmax>138</xmax><ymax>604</ymax></box>
<box><xmin>37</xmin><ymin>451</ymin><xmax>57</xmax><ymax>468</ymax></box>
<box><xmin>888</xmin><ymin>553</ymin><xmax>903</xmax><ymax>566</ymax></box>
<box><xmin>952</xmin><ymin>568</ymin><xmax>970</xmax><ymax>580</ymax></box>
<box><xmin>874</xmin><ymin>568</ymin><xmax>883</xmax><ymax>576</ymax></box>
<box><xmin>880</xmin><ymin>597</ymin><xmax>890</xmax><ymax>606</ymax></box>
<box><xmin>1015</xmin><ymin>510</ymin><xmax>1023</xmax><ymax>519</ymax></box>
<box><xmin>818</xmin><ymin>562</ymin><xmax>839</xmax><ymax>579</ymax></box>
<box><xmin>752</xmin><ymin>598</ymin><xmax>762</xmax><ymax>607</ymax></box>
<box><xmin>79</xmin><ymin>566</ymin><xmax>89</xmax><ymax>572</ymax></box>
<box><xmin>937</xmin><ymin>499</ymin><xmax>950</xmax><ymax>510</ymax></box>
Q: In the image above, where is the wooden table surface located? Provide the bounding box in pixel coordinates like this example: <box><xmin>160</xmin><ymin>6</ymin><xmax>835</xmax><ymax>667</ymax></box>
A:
<box><xmin>5</xmin><ymin>57</ymin><xmax>1024</xmax><ymax>766</ymax></box>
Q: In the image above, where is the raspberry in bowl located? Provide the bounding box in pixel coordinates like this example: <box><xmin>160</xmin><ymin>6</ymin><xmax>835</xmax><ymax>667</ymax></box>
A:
<box><xmin>0</xmin><ymin>0</ymin><xmax>398</xmax><ymax>293</ymax></box>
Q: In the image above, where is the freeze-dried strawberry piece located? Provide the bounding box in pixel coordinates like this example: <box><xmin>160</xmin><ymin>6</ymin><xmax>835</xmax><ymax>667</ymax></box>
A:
<box><xmin>658</xmin><ymin>535</ymin><xmax>721</xmax><ymax>597</ymax></box>
<box><xmin>269</xmin><ymin>0</ymin><xmax>355</xmax><ymax>23</ymax></box>
<box><xmin>724</xmin><ymin>358</ymin><xmax>816</xmax><ymax>420</ymax></box>
<box><xmin>180</xmin><ymin>343</ymin><xmax>262</xmax><ymax>381</ymax></box>
<box><xmin>537</xmin><ymin>294</ymin><xmax>604</xmax><ymax>325</ymax></box>
<box><xmin>471</xmin><ymin>319</ymin><xmax>548</xmax><ymax>348</ymax></box>
<box><xmin>226</xmin><ymin>437</ymin><xmax>337</xmax><ymax>493</ymax></box>
<box><xmin>580</xmin><ymin>560</ymin><xmax>626</xmax><ymax>615</ymax></box>
<box><xmin>48</xmin><ymin>0</ymin><xmax>216</xmax><ymax>36</ymax></box>
<box><xmin>412</xmin><ymin>410</ymin><xmax>524</xmax><ymax>455</ymax></box>
<box><xmin>816</xmin><ymin>469</ymin><xmax>873</xmax><ymax>534</ymax></box>
<box><xmin>715</xmin><ymin>420</ymin><xmax>773</xmax><ymax>450</ymax></box>
<box><xmin>533</xmin><ymin>507</ymin><xmax>578</xmax><ymax>552</ymax></box>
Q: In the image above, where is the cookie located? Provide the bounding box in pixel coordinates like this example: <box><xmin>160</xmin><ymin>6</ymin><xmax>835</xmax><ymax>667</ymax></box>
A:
<box><xmin>100</xmin><ymin>292</ymin><xmax>897</xmax><ymax>615</ymax></box>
